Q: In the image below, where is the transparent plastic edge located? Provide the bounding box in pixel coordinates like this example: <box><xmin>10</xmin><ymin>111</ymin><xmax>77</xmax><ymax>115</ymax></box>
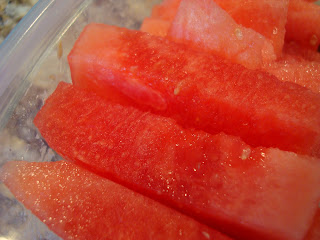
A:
<box><xmin>0</xmin><ymin>0</ymin><xmax>91</xmax><ymax>129</ymax></box>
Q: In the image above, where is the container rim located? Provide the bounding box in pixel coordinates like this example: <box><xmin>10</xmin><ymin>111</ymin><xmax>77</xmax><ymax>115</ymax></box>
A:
<box><xmin>0</xmin><ymin>0</ymin><xmax>90</xmax><ymax>129</ymax></box>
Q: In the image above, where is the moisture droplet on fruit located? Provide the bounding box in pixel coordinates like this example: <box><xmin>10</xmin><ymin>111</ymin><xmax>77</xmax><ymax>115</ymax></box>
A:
<box><xmin>272</xmin><ymin>27</ymin><xmax>278</xmax><ymax>35</ymax></box>
<box><xmin>234</xmin><ymin>28</ymin><xmax>243</xmax><ymax>40</ymax></box>
<box><xmin>310</xmin><ymin>34</ymin><xmax>318</xmax><ymax>47</ymax></box>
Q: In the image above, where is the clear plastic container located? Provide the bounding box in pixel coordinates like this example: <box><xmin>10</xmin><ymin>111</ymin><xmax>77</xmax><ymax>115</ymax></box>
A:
<box><xmin>0</xmin><ymin>0</ymin><xmax>159</xmax><ymax>239</ymax></box>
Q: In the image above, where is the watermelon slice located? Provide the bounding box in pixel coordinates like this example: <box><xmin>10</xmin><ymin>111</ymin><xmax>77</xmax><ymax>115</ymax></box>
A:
<box><xmin>214</xmin><ymin>0</ymin><xmax>289</xmax><ymax>57</ymax></box>
<box><xmin>140</xmin><ymin>17</ymin><xmax>171</xmax><ymax>37</ymax></box>
<box><xmin>141</xmin><ymin>0</ymin><xmax>180</xmax><ymax>36</ymax></box>
<box><xmin>286</xmin><ymin>0</ymin><xmax>320</xmax><ymax>50</ymax></box>
<box><xmin>68</xmin><ymin>23</ymin><xmax>320</xmax><ymax>157</ymax></box>
<box><xmin>284</xmin><ymin>41</ymin><xmax>320</xmax><ymax>62</ymax></box>
<box><xmin>263</xmin><ymin>50</ymin><xmax>320</xmax><ymax>93</ymax></box>
<box><xmin>168</xmin><ymin>0</ymin><xmax>276</xmax><ymax>69</ymax></box>
<box><xmin>0</xmin><ymin>160</ymin><xmax>229</xmax><ymax>240</ymax></box>
<box><xmin>34</xmin><ymin>82</ymin><xmax>320</xmax><ymax>240</ymax></box>
<box><xmin>304</xmin><ymin>209</ymin><xmax>320</xmax><ymax>240</ymax></box>
<box><xmin>151</xmin><ymin>0</ymin><xmax>181</xmax><ymax>21</ymax></box>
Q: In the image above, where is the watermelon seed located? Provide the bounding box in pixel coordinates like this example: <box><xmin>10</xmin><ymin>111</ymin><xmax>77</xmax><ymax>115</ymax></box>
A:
<box><xmin>272</xmin><ymin>27</ymin><xmax>278</xmax><ymax>35</ymax></box>
<box><xmin>310</xmin><ymin>34</ymin><xmax>318</xmax><ymax>47</ymax></box>
<box><xmin>234</xmin><ymin>28</ymin><xmax>243</xmax><ymax>40</ymax></box>
<box><xmin>174</xmin><ymin>87</ymin><xmax>180</xmax><ymax>95</ymax></box>
<box><xmin>202</xmin><ymin>231</ymin><xmax>211</xmax><ymax>239</ymax></box>
<box><xmin>240</xmin><ymin>148</ymin><xmax>251</xmax><ymax>160</ymax></box>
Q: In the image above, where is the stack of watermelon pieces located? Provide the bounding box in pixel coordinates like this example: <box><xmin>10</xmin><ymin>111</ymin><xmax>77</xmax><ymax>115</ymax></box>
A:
<box><xmin>1</xmin><ymin>0</ymin><xmax>320</xmax><ymax>239</ymax></box>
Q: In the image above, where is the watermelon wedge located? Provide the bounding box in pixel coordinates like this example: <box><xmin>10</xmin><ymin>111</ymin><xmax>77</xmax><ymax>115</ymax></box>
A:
<box><xmin>214</xmin><ymin>0</ymin><xmax>289</xmax><ymax>57</ymax></box>
<box><xmin>140</xmin><ymin>17</ymin><xmax>171</xmax><ymax>37</ymax></box>
<box><xmin>263</xmin><ymin>50</ymin><xmax>320</xmax><ymax>93</ymax></box>
<box><xmin>284</xmin><ymin>41</ymin><xmax>320</xmax><ymax>62</ymax></box>
<box><xmin>168</xmin><ymin>0</ymin><xmax>276</xmax><ymax>69</ymax></box>
<box><xmin>0</xmin><ymin>160</ymin><xmax>229</xmax><ymax>240</ymax></box>
<box><xmin>151</xmin><ymin>0</ymin><xmax>180</xmax><ymax>21</ymax></box>
<box><xmin>34</xmin><ymin>82</ymin><xmax>320</xmax><ymax>240</ymax></box>
<box><xmin>286</xmin><ymin>0</ymin><xmax>320</xmax><ymax>50</ymax></box>
<box><xmin>68</xmin><ymin>23</ymin><xmax>320</xmax><ymax>157</ymax></box>
<box><xmin>142</xmin><ymin>0</ymin><xmax>180</xmax><ymax>36</ymax></box>
<box><xmin>304</xmin><ymin>209</ymin><xmax>320</xmax><ymax>240</ymax></box>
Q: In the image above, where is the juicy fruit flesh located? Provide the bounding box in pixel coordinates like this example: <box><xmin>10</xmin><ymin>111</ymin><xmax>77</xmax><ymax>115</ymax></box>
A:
<box><xmin>284</xmin><ymin>42</ymin><xmax>320</xmax><ymax>62</ymax></box>
<box><xmin>1</xmin><ymin>0</ymin><xmax>319</xmax><ymax>240</ymax></box>
<box><xmin>34</xmin><ymin>82</ymin><xmax>320</xmax><ymax>240</ymax></box>
<box><xmin>0</xmin><ymin>161</ymin><xmax>230</xmax><ymax>240</ymax></box>
<box><xmin>286</xmin><ymin>0</ymin><xmax>320</xmax><ymax>50</ymax></box>
<box><xmin>168</xmin><ymin>0</ymin><xmax>276</xmax><ymax>69</ymax></box>
<box><xmin>141</xmin><ymin>18</ymin><xmax>171</xmax><ymax>37</ymax></box>
<box><xmin>263</xmin><ymin>51</ymin><xmax>320</xmax><ymax>93</ymax></box>
<box><xmin>214</xmin><ymin>0</ymin><xmax>289</xmax><ymax>57</ymax></box>
<box><xmin>304</xmin><ymin>209</ymin><xmax>320</xmax><ymax>240</ymax></box>
<box><xmin>68</xmin><ymin>23</ymin><xmax>320</xmax><ymax>157</ymax></box>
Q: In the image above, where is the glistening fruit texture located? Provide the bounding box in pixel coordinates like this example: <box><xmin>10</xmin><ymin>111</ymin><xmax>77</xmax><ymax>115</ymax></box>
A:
<box><xmin>1</xmin><ymin>0</ymin><xmax>320</xmax><ymax>240</ymax></box>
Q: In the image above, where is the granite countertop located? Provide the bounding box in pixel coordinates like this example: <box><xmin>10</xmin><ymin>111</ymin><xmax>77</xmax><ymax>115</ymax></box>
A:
<box><xmin>0</xmin><ymin>0</ymin><xmax>38</xmax><ymax>43</ymax></box>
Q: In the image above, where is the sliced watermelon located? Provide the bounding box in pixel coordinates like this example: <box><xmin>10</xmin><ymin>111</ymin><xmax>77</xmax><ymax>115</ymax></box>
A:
<box><xmin>214</xmin><ymin>0</ymin><xmax>289</xmax><ymax>57</ymax></box>
<box><xmin>34</xmin><ymin>82</ymin><xmax>320</xmax><ymax>240</ymax></box>
<box><xmin>286</xmin><ymin>0</ymin><xmax>320</xmax><ymax>50</ymax></box>
<box><xmin>140</xmin><ymin>17</ymin><xmax>171</xmax><ymax>37</ymax></box>
<box><xmin>68</xmin><ymin>23</ymin><xmax>320</xmax><ymax>157</ymax></box>
<box><xmin>263</xmin><ymin>51</ymin><xmax>320</xmax><ymax>93</ymax></box>
<box><xmin>0</xmin><ymin>160</ymin><xmax>229</xmax><ymax>240</ymax></box>
<box><xmin>304</xmin><ymin>209</ymin><xmax>320</xmax><ymax>240</ymax></box>
<box><xmin>142</xmin><ymin>0</ymin><xmax>180</xmax><ymax>36</ymax></box>
<box><xmin>151</xmin><ymin>0</ymin><xmax>181</xmax><ymax>21</ymax></box>
<box><xmin>168</xmin><ymin>0</ymin><xmax>276</xmax><ymax>69</ymax></box>
<box><xmin>284</xmin><ymin>41</ymin><xmax>320</xmax><ymax>62</ymax></box>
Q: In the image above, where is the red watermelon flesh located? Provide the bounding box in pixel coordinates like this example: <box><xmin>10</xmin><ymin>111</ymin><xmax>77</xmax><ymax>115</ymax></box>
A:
<box><xmin>140</xmin><ymin>17</ymin><xmax>171</xmax><ymax>37</ymax></box>
<box><xmin>0</xmin><ymin>160</ymin><xmax>230</xmax><ymax>240</ymax></box>
<box><xmin>284</xmin><ymin>41</ymin><xmax>320</xmax><ymax>62</ymax></box>
<box><xmin>68</xmin><ymin>23</ymin><xmax>320</xmax><ymax>157</ymax></box>
<box><xmin>168</xmin><ymin>0</ymin><xmax>276</xmax><ymax>69</ymax></box>
<box><xmin>214</xmin><ymin>0</ymin><xmax>289</xmax><ymax>57</ymax></box>
<box><xmin>34</xmin><ymin>82</ymin><xmax>320</xmax><ymax>240</ymax></box>
<box><xmin>304</xmin><ymin>209</ymin><xmax>320</xmax><ymax>240</ymax></box>
<box><xmin>286</xmin><ymin>0</ymin><xmax>320</xmax><ymax>50</ymax></box>
<box><xmin>151</xmin><ymin>0</ymin><xmax>181</xmax><ymax>21</ymax></box>
<box><xmin>263</xmin><ymin>51</ymin><xmax>320</xmax><ymax>93</ymax></box>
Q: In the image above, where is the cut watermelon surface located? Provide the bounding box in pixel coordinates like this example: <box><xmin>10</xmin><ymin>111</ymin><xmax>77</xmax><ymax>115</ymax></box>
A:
<box><xmin>263</xmin><ymin>51</ymin><xmax>320</xmax><ymax>93</ymax></box>
<box><xmin>140</xmin><ymin>17</ymin><xmax>171</xmax><ymax>37</ymax></box>
<box><xmin>34</xmin><ymin>82</ymin><xmax>320</xmax><ymax>240</ymax></box>
<box><xmin>143</xmin><ymin>0</ymin><xmax>180</xmax><ymax>36</ymax></box>
<box><xmin>214</xmin><ymin>0</ymin><xmax>289</xmax><ymax>57</ymax></box>
<box><xmin>0</xmin><ymin>161</ymin><xmax>229</xmax><ymax>240</ymax></box>
<box><xmin>151</xmin><ymin>0</ymin><xmax>181</xmax><ymax>21</ymax></box>
<box><xmin>168</xmin><ymin>0</ymin><xmax>276</xmax><ymax>69</ymax></box>
<box><xmin>68</xmin><ymin>23</ymin><xmax>320</xmax><ymax>157</ymax></box>
<box><xmin>286</xmin><ymin>0</ymin><xmax>320</xmax><ymax>50</ymax></box>
<box><xmin>304</xmin><ymin>209</ymin><xmax>320</xmax><ymax>240</ymax></box>
<box><xmin>284</xmin><ymin>42</ymin><xmax>320</xmax><ymax>62</ymax></box>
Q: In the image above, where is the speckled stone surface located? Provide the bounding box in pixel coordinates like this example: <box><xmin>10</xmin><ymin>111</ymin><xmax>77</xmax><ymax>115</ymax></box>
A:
<box><xmin>0</xmin><ymin>0</ymin><xmax>38</xmax><ymax>43</ymax></box>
